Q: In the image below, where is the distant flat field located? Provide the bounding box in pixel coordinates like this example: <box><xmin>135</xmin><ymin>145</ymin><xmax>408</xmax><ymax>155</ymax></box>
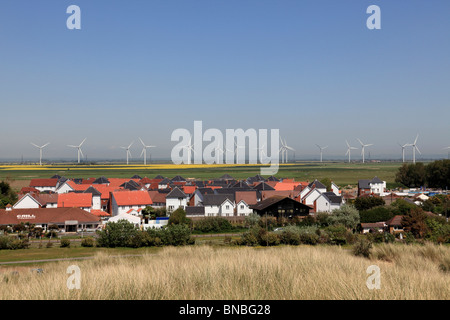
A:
<box><xmin>0</xmin><ymin>162</ymin><xmax>403</xmax><ymax>188</ymax></box>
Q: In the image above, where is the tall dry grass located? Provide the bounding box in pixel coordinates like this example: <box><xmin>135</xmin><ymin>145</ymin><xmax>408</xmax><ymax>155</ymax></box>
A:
<box><xmin>0</xmin><ymin>244</ymin><xmax>448</xmax><ymax>300</ymax></box>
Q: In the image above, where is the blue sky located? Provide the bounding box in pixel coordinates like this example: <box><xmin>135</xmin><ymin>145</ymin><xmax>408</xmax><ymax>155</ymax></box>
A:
<box><xmin>0</xmin><ymin>0</ymin><xmax>449</xmax><ymax>161</ymax></box>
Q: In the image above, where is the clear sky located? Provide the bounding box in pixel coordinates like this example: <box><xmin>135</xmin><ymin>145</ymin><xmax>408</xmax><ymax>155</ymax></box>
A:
<box><xmin>0</xmin><ymin>0</ymin><xmax>449</xmax><ymax>161</ymax></box>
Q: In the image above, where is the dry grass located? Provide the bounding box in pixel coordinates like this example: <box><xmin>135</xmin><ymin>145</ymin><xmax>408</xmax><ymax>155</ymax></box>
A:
<box><xmin>0</xmin><ymin>244</ymin><xmax>448</xmax><ymax>300</ymax></box>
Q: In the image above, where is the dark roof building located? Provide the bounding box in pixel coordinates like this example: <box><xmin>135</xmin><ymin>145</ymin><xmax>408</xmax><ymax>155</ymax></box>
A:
<box><xmin>250</xmin><ymin>196</ymin><xmax>311</xmax><ymax>217</ymax></box>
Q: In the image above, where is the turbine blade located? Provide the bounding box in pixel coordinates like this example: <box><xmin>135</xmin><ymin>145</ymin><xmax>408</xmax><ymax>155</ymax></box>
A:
<box><xmin>139</xmin><ymin>137</ymin><xmax>145</xmax><ymax>147</ymax></box>
<box><xmin>79</xmin><ymin>138</ymin><xmax>86</xmax><ymax>147</ymax></box>
<box><xmin>30</xmin><ymin>143</ymin><xmax>40</xmax><ymax>148</ymax></box>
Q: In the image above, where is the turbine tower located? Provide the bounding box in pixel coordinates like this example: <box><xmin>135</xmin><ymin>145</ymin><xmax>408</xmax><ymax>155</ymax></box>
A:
<box><xmin>120</xmin><ymin>141</ymin><xmax>134</xmax><ymax>165</ymax></box>
<box><xmin>410</xmin><ymin>134</ymin><xmax>421</xmax><ymax>164</ymax></box>
<box><xmin>280</xmin><ymin>138</ymin><xmax>295</xmax><ymax>163</ymax></box>
<box><xmin>67</xmin><ymin>138</ymin><xmax>86</xmax><ymax>164</ymax></box>
<box><xmin>234</xmin><ymin>141</ymin><xmax>246</xmax><ymax>164</ymax></box>
<box><xmin>315</xmin><ymin>144</ymin><xmax>328</xmax><ymax>163</ymax></box>
<box><xmin>30</xmin><ymin>142</ymin><xmax>50</xmax><ymax>166</ymax></box>
<box><xmin>357</xmin><ymin>138</ymin><xmax>373</xmax><ymax>164</ymax></box>
<box><xmin>182</xmin><ymin>138</ymin><xmax>195</xmax><ymax>165</ymax></box>
<box><xmin>139</xmin><ymin>137</ymin><xmax>155</xmax><ymax>165</ymax></box>
<box><xmin>398</xmin><ymin>142</ymin><xmax>411</xmax><ymax>163</ymax></box>
<box><xmin>345</xmin><ymin>140</ymin><xmax>358</xmax><ymax>163</ymax></box>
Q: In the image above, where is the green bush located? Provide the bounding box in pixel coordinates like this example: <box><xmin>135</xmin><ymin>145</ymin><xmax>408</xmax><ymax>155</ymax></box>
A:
<box><xmin>279</xmin><ymin>226</ymin><xmax>301</xmax><ymax>245</ymax></box>
<box><xmin>193</xmin><ymin>217</ymin><xmax>233</xmax><ymax>233</ymax></box>
<box><xmin>60</xmin><ymin>239</ymin><xmax>71</xmax><ymax>248</ymax></box>
<box><xmin>0</xmin><ymin>236</ymin><xmax>30</xmax><ymax>250</ymax></box>
<box><xmin>367</xmin><ymin>232</ymin><xmax>395</xmax><ymax>244</ymax></box>
<box><xmin>147</xmin><ymin>224</ymin><xmax>192</xmax><ymax>246</ymax></box>
<box><xmin>96</xmin><ymin>220</ymin><xmax>139</xmax><ymax>248</ymax></box>
<box><xmin>352</xmin><ymin>238</ymin><xmax>373</xmax><ymax>258</ymax></box>
<box><xmin>323</xmin><ymin>225</ymin><xmax>354</xmax><ymax>245</ymax></box>
<box><xmin>81</xmin><ymin>237</ymin><xmax>95</xmax><ymax>247</ymax></box>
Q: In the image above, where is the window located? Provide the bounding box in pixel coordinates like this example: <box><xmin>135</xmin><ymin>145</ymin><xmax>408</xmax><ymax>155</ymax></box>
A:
<box><xmin>226</xmin><ymin>205</ymin><xmax>230</xmax><ymax>210</ymax></box>
<box><xmin>240</xmin><ymin>205</ymin><xmax>244</xmax><ymax>209</ymax></box>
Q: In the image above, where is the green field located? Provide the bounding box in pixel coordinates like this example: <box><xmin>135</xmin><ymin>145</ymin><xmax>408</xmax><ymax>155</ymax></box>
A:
<box><xmin>0</xmin><ymin>161</ymin><xmax>404</xmax><ymax>189</ymax></box>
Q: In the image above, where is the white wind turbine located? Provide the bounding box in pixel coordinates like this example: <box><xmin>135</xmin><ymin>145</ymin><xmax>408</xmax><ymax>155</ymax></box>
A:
<box><xmin>234</xmin><ymin>141</ymin><xmax>246</xmax><ymax>164</ymax></box>
<box><xmin>345</xmin><ymin>140</ymin><xmax>358</xmax><ymax>163</ymax></box>
<box><xmin>398</xmin><ymin>142</ymin><xmax>411</xmax><ymax>163</ymax></box>
<box><xmin>357</xmin><ymin>138</ymin><xmax>374</xmax><ymax>163</ymax></box>
<box><xmin>182</xmin><ymin>138</ymin><xmax>196</xmax><ymax>164</ymax></box>
<box><xmin>67</xmin><ymin>138</ymin><xmax>86</xmax><ymax>164</ymax></box>
<box><xmin>280</xmin><ymin>138</ymin><xmax>295</xmax><ymax>163</ymax></box>
<box><xmin>255</xmin><ymin>144</ymin><xmax>267</xmax><ymax>163</ymax></box>
<box><xmin>30</xmin><ymin>142</ymin><xmax>50</xmax><ymax>166</ymax></box>
<box><xmin>120</xmin><ymin>141</ymin><xmax>134</xmax><ymax>165</ymax></box>
<box><xmin>139</xmin><ymin>137</ymin><xmax>155</xmax><ymax>165</ymax></box>
<box><xmin>213</xmin><ymin>145</ymin><xmax>224</xmax><ymax>164</ymax></box>
<box><xmin>315</xmin><ymin>144</ymin><xmax>328</xmax><ymax>163</ymax></box>
<box><xmin>410</xmin><ymin>134</ymin><xmax>421</xmax><ymax>164</ymax></box>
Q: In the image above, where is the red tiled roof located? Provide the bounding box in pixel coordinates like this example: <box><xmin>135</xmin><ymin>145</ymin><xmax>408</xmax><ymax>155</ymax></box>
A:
<box><xmin>112</xmin><ymin>190</ymin><xmax>153</xmax><ymax>206</ymax></box>
<box><xmin>90</xmin><ymin>210</ymin><xmax>111</xmax><ymax>217</ymax></box>
<box><xmin>148</xmin><ymin>191</ymin><xmax>166</xmax><ymax>204</ymax></box>
<box><xmin>58</xmin><ymin>193</ymin><xmax>92</xmax><ymax>208</ymax></box>
<box><xmin>274</xmin><ymin>182</ymin><xmax>301</xmax><ymax>191</ymax></box>
<box><xmin>261</xmin><ymin>190</ymin><xmax>296</xmax><ymax>200</ymax></box>
<box><xmin>386</xmin><ymin>215</ymin><xmax>403</xmax><ymax>226</ymax></box>
<box><xmin>235</xmin><ymin>191</ymin><xmax>258</xmax><ymax>206</ymax></box>
<box><xmin>29</xmin><ymin>179</ymin><xmax>58</xmax><ymax>187</ymax></box>
<box><xmin>36</xmin><ymin>193</ymin><xmax>58</xmax><ymax>205</ymax></box>
<box><xmin>182</xmin><ymin>185</ymin><xmax>197</xmax><ymax>195</ymax></box>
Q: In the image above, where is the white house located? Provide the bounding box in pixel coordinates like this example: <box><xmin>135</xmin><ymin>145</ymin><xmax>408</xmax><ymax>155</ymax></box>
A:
<box><xmin>331</xmin><ymin>182</ymin><xmax>340</xmax><ymax>196</ymax></box>
<box><xmin>314</xmin><ymin>192</ymin><xmax>343</xmax><ymax>213</ymax></box>
<box><xmin>358</xmin><ymin>176</ymin><xmax>387</xmax><ymax>196</ymax></box>
<box><xmin>235</xmin><ymin>191</ymin><xmax>258</xmax><ymax>216</ymax></box>
<box><xmin>110</xmin><ymin>190</ymin><xmax>153</xmax><ymax>216</ymax></box>
<box><xmin>202</xmin><ymin>194</ymin><xmax>235</xmax><ymax>217</ymax></box>
<box><xmin>166</xmin><ymin>187</ymin><xmax>188</xmax><ymax>213</ymax></box>
<box><xmin>13</xmin><ymin>193</ymin><xmax>42</xmax><ymax>209</ymax></box>
<box><xmin>107</xmin><ymin>213</ymin><xmax>141</xmax><ymax>228</ymax></box>
<box><xmin>84</xmin><ymin>186</ymin><xmax>102</xmax><ymax>210</ymax></box>
<box><xmin>29</xmin><ymin>179</ymin><xmax>58</xmax><ymax>193</ymax></box>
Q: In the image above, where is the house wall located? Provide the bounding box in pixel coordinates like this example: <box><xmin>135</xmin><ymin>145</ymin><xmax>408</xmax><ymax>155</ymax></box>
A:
<box><xmin>220</xmin><ymin>201</ymin><xmax>235</xmax><ymax>217</ymax></box>
<box><xmin>34</xmin><ymin>186</ymin><xmax>56</xmax><ymax>192</ymax></box>
<box><xmin>237</xmin><ymin>201</ymin><xmax>253</xmax><ymax>216</ymax></box>
<box><xmin>166</xmin><ymin>198</ymin><xmax>187</xmax><ymax>213</ymax></box>
<box><xmin>56</xmin><ymin>183</ymin><xmax>74</xmax><ymax>194</ymax></box>
<box><xmin>92</xmin><ymin>195</ymin><xmax>101</xmax><ymax>210</ymax></box>
<box><xmin>13</xmin><ymin>195</ymin><xmax>40</xmax><ymax>209</ymax></box>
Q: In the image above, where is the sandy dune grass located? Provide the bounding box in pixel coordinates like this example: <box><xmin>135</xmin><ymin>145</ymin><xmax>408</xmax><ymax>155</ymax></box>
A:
<box><xmin>0</xmin><ymin>244</ymin><xmax>448</xmax><ymax>300</ymax></box>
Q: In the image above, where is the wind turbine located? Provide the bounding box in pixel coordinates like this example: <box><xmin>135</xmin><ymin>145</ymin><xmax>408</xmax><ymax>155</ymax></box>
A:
<box><xmin>182</xmin><ymin>138</ymin><xmax>196</xmax><ymax>164</ymax></box>
<box><xmin>398</xmin><ymin>142</ymin><xmax>411</xmax><ymax>163</ymax></box>
<box><xmin>67</xmin><ymin>138</ymin><xmax>86</xmax><ymax>164</ymax></box>
<box><xmin>315</xmin><ymin>144</ymin><xmax>328</xmax><ymax>163</ymax></box>
<box><xmin>410</xmin><ymin>134</ymin><xmax>421</xmax><ymax>164</ymax></box>
<box><xmin>255</xmin><ymin>144</ymin><xmax>267</xmax><ymax>163</ymax></box>
<box><xmin>357</xmin><ymin>138</ymin><xmax>373</xmax><ymax>164</ymax></box>
<box><xmin>120</xmin><ymin>141</ymin><xmax>134</xmax><ymax>165</ymax></box>
<box><xmin>139</xmin><ymin>138</ymin><xmax>155</xmax><ymax>165</ymax></box>
<box><xmin>345</xmin><ymin>140</ymin><xmax>358</xmax><ymax>163</ymax></box>
<box><xmin>213</xmin><ymin>145</ymin><xmax>224</xmax><ymax>164</ymax></box>
<box><xmin>234</xmin><ymin>141</ymin><xmax>246</xmax><ymax>164</ymax></box>
<box><xmin>30</xmin><ymin>142</ymin><xmax>50</xmax><ymax>166</ymax></box>
<box><xmin>280</xmin><ymin>138</ymin><xmax>295</xmax><ymax>163</ymax></box>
